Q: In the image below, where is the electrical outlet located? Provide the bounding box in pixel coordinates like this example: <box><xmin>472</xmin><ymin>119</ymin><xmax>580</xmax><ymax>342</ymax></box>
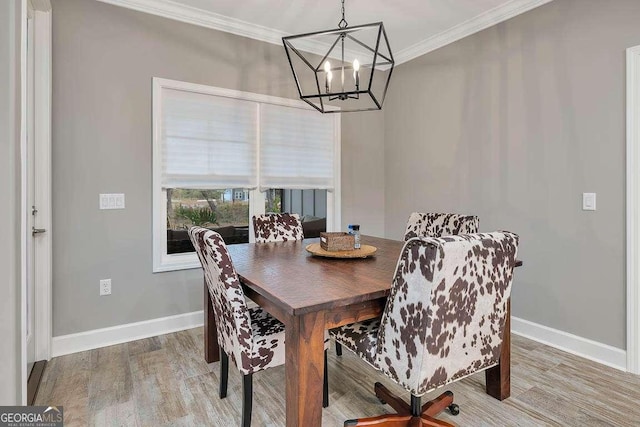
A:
<box><xmin>100</xmin><ymin>279</ymin><xmax>112</xmax><ymax>296</ymax></box>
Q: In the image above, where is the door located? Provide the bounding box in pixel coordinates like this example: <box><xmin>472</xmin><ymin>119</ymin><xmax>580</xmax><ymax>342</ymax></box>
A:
<box><xmin>22</xmin><ymin>1</ymin><xmax>52</xmax><ymax>404</ymax></box>
<box><xmin>25</xmin><ymin>8</ymin><xmax>40</xmax><ymax>377</ymax></box>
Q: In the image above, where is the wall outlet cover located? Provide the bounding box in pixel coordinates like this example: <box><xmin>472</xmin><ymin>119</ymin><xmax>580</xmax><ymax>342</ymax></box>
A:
<box><xmin>100</xmin><ymin>279</ymin><xmax>112</xmax><ymax>296</ymax></box>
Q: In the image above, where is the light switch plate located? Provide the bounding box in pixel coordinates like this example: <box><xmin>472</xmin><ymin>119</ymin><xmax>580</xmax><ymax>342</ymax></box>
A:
<box><xmin>583</xmin><ymin>193</ymin><xmax>596</xmax><ymax>211</ymax></box>
<box><xmin>100</xmin><ymin>193</ymin><xmax>125</xmax><ymax>210</ymax></box>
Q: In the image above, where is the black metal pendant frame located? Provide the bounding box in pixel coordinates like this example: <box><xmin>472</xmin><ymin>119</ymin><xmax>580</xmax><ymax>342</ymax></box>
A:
<box><xmin>283</xmin><ymin>21</ymin><xmax>395</xmax><ymax>113</ymax></box>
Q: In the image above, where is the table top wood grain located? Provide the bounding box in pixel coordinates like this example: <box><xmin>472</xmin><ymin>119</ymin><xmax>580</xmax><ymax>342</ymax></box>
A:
<box><xmin>227</xmin><ymin>235</ymin><xmax>403</xmax><ymax>316</ymax></box>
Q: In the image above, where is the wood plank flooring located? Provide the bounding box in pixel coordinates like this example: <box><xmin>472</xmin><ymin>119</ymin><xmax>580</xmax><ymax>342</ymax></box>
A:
<box><xmin>35</xmin><ymin>328</ymin><xmax>640</xmax><ymax>426</ymax></box>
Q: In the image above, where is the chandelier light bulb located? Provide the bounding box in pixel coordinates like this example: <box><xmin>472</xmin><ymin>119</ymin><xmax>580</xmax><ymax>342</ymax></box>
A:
<box><xmin>353</xmin><ymin>59</ymin><xmax>360</xmax><ymax>88</ymax></box>
<box><xmin>324</xmin><ymin>61</ymin><xmax>331</xmax><ymax>73</ymax></box>
<box><xmin>327</xmin><ymin>71</ymin><xmax>333</xmax><ymax>82</ymax></box>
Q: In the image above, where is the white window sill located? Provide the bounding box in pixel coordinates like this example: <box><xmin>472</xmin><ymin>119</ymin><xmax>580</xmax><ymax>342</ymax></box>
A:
<box><xmin>153</xmin><ymin>252</ymin><xmax>201</xmax><ymax>273</ymax></box>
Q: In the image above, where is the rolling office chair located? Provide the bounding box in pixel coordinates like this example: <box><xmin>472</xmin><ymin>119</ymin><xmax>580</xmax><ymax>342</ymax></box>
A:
<box><xmin>330</xmin><ymin>232</ymin><xmax>519</xmax><ymax>426</ymax></box>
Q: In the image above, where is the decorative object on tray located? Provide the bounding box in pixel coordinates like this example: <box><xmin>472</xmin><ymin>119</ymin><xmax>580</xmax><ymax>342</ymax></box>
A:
<box><xmin>320</xmin><ymin>232</ymin><xmax>356</xmax><ymax>252</ymax></box>
<box><xmin>306</xmin><ymin>243</ymin><xmax>377</xmax><ymax>258</ymax></box>
<box><xmin>347</xmin><ymin>224</ymin><xmax>361</xmax><ymax>248</ymax></box>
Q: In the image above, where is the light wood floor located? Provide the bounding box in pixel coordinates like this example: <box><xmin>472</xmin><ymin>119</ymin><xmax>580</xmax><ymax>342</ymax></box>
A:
<box><xmin>35</xmin><ymin>328</ymin><xmax>640</xmax><ymax>426</ymax></box>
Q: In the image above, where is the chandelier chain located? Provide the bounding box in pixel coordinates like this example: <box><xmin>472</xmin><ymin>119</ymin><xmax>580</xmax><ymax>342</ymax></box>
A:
<box><xmin>338</xmin><ymin>0</ymin><xmax>348</xmax><ymax>29</ymax></box>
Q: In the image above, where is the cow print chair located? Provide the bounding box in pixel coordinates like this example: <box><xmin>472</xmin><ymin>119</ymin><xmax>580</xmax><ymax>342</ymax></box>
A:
<box><xmin>330</xmin><ymin>232</ymin><xmax>519</xmax><ymax>426</ymax></box>
<box><xmin>335</xmin><ymin>212</ymin><xmax>479</xmax><ymax>359</ymax></box>
<box><xmin>252</xmin><ymin>213</ymin><xmax>304</xmax><ymax>243</ymax></box>
<box><xmin>403</xmin><ymin>212</ymin><xmax>479</xmax><ymax>241</ymax></box>
<box><xmin>189</xmin><ymin>227</ymin><xmax>329</xmax><ymax>427</ymax></box>
<box><xmin>252</xmin><ymin>213</ymin><xmax>348</xmax><ymax>361</ymax></box>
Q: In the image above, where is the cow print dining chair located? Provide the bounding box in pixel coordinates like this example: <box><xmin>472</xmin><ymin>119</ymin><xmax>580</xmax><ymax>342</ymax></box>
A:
<box><xmin>252</xmin><ymin>213</ymin><xmax>304</xmax><ymax>243</ymax></box>
<box><xmin>330</xmin><ymin>232</ymin><xmax>519</xmax><ymax>426</ymax></box>
<box><xmin>189</xmin><ymin>227</ymin><xmax>329</xmax><ymax>427</ymax></box>
<box><xmin>252</xmin><ymin>213</ymin><xmax>346</xmax><ymax>361</ymax></box>
<box><xmin>334</xmin><ymin>211</ymin><xmax>480</xmax><ymax>359</ymax></box>
<box><xmin>403</xmin><ymin>212</ymin><xmax>479</xmax><ymax>241</ymax></box>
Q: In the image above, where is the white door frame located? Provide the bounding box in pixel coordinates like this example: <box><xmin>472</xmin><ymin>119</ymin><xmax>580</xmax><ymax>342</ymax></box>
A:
<box><xmin>20</xmin><ymin>0</ymin><xmax>52</xmax><ymax>404</ymax></box>
<box><xmin>626</xmin><ymin>45</ymin><xmax>640</xmax><ymax>375</ymax></box>
<box><xmin>31</xmin><ymin>1</ymin><xmax>52</xmax><ymax>364</ymax></box>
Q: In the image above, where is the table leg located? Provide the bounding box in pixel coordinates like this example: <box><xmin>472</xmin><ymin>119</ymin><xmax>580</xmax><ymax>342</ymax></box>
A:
<box><xmin>285</xmin><ymin>311</ymin><xmax>326</xmax><ymax>427</ymax></box>
<box><xmin>204</xmin><ymin>279</ymin><xmax>219</xmax><ymax>363</ymax></box>
<box><xmin>485</xmin><ymin>298</ymin><xmax>511</xmax><ymax>400</ymax></box>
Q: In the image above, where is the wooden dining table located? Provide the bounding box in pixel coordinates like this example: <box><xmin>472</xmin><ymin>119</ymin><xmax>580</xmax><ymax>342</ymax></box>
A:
<box><xmin>202</xmin><ymin>235</ymin><xmax>521</xmax><ymax>427</ymax></box>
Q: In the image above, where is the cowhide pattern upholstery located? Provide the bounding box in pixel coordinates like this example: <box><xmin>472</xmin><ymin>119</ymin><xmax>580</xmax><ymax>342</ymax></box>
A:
<box><xmin>330</xmin><ymin>231</ymin><xmax>519</xmax><ymax>397</ymax></box>
<box><xmin>253</xmin><ymin>213</ymin><xmax>304</xmax><ymax>243</ymax></box>
<box><xmin>188</xmin><ymin>227</ymin><xmax>286</xmax><ymax>375</ymax></box>
<box><xmin>403</xmin><ymin>212</ymin><xmax>479</xmax><ymax>241</ymax></box>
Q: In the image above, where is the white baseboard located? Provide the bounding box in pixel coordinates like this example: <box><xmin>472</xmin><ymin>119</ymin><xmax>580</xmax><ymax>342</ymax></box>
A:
<box><xmin>511</xmin><ymin>316</ymin><xmax>627</xmax><ymax>371</ymax></box>
<box><xmin>52</xmin><ymin>310</ymin><xmax>204</xmax><ymax>357</ymax></box>
<box><xmin>50</xmin><ymin>311</ymin><xmax>628</xmax><ymax>371</ymax></box>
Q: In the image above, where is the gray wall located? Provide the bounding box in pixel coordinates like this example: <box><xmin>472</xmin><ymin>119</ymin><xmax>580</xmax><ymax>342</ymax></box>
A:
<box><xmin>54</xmin><ymin>0</ymin><xmax>629</xmax><ymax>351</ymax></box>
<box><xmin>384</xmin><ymin>0</ymin><xmax>640</xmax><ymax>349</ymax></box>
<box><xmin>342</xmin><ymin>110</ymin><xmax>386</xmax><ymax>237</ymax></box>
<box><xmin>0</xmin><ymin>0</ymin><xmax>23</xmax><ymax>404</ymax></box>
<box><xmin>51</xmin><ymin>0</ymin><xmax>385</xmax><ymax>335</ymax></box>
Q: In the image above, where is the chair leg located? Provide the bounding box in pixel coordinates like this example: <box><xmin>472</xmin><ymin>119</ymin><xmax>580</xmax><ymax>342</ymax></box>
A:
<box><xmin>219</xmin><ymin>349</ymin><xmax>228</xmax><ymax>399</ymax></box>
<box><xmin>344</xmin><ymin>414</ymin><xmax>412</xmax><ymax>426</ymax></box>
<box><xmin>411</xmin><ymin>394</ymin><xmax>421</xmax><ymax>417</ymax></box>
<box><xmin>421</xmin><ymin>391</ymin><xmax>454</xmax><ymax>418</ymax></box>
<box><xmin>242</xmin><ymin>374</ymin><xmax>253</xmax><ymax>427</ymax></box>
<box><xmin>374</xmin><ymin>382</ymin><xmax>410</xmax><ymax>415</ymax></box>
<box><xmin>336</xmin><ymin>342</ymin><xmax>343</xmax><ymax>356</ymax></box>
<box><xmin>323</xmin><ymin>350</ymin><xmax>329</xmax><ymax>408</ymax></box>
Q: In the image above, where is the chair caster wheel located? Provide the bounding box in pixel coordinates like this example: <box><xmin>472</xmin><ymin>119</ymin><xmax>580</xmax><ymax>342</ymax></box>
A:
<box><xmin>447</xmin><ymin>404</ymin><xmax>460</xmax><ymax>416</ymax></box>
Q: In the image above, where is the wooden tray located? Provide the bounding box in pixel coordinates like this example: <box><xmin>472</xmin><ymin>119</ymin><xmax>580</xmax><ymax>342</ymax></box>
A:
<box><xmin>305</xmin><ymin>243</ymin><xmax>377</xmax><ymax>259</ymax></box>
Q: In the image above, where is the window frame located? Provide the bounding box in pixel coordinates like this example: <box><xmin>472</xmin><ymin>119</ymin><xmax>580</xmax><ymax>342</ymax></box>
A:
<box><xmin>152</xmin><ymin>78</ymin><xmax>341</xmax><ymax>273</ymax></box>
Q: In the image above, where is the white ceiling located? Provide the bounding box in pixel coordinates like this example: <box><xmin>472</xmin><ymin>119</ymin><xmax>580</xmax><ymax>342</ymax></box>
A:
<box><xmin>100</xmin><ymin>0</ymin><xmax>554</xmax><ymax>64</ymax></box>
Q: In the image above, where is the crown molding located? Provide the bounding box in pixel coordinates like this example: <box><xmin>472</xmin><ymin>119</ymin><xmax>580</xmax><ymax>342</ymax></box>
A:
<box><xmin>96</xmin><ymin>0</ymin><xmax>289</xmax><ymax>45</ymax></box>
<box><xmin>394</xmin><ymin>0</ymin><xmax>555</xmax><ymax>64</ymax></box>
<box><xmin>96</xmin><ymin>0</ymin><xmax>554</xmax><ymax>65</ymax></box>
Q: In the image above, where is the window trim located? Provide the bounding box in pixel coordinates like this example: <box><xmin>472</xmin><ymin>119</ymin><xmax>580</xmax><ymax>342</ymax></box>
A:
<box><xmin>152</xmin><ymin>78</ymin><xmax>341</xmax><ymax>273</ymax></box>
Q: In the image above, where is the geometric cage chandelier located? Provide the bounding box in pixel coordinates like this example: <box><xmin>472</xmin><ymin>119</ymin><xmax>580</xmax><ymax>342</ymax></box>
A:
<box><xmin>282</xmin><ymin>0</ymin><xmax>394</xmax><ymax>113</ymax></box>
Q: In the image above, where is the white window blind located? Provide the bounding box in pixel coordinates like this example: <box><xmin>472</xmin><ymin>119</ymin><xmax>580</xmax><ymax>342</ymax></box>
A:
<box><xmin>161</xmin><ymin>88</ymin><xmax>258</xmax><ymax>189</ymax></box>
<box><xmin>259</xmin><ymin>103</ymin><xmax>335</xmax><ymax>191</ymax></box>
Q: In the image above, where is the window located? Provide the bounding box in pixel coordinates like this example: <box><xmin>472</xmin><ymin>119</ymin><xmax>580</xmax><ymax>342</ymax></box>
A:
<box><xmin>267</xmin><ymin>189</ymin><xmax>327</xmax><ymax>238</ymax></box>
<box><xmin>166</xmin><ymin>188</ymin><xmax>250</xmax><ymax>255</ymax></box>
<box><xmin>153</xmin><ymin>78</ymin><xmax>341</xmax><ymax>272</ymax></box>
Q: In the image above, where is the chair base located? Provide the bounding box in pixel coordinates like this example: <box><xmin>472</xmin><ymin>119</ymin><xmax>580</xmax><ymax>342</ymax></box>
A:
<box><xmin>344</xmin><ymin>382</ymin><xmax>458</xmax><ymax>427</ymax></box>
